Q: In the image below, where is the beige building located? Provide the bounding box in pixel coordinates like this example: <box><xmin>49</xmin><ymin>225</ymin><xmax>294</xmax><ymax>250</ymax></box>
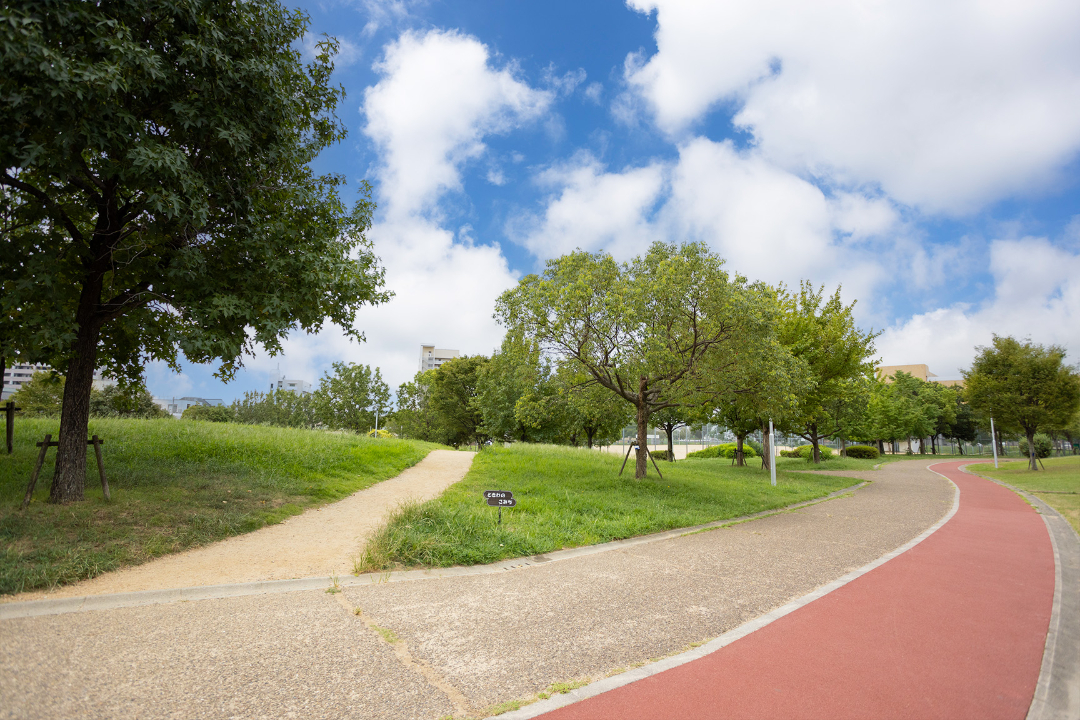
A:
<box><xmin>877</xmin><ymin>364</ymin><xmax>962</xmax><ymax>387</ymax></box>
<box><xmin>419</xmin><ymin>345</ymin><xmax>460</xmax><ymax>373</ymax></box>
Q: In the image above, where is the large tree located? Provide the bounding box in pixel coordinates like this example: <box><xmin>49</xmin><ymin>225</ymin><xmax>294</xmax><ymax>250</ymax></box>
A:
<box><xmin>312</xmin><ymin>362</ymin><xmax>391</xmax><ymax>434</ymax></box>
<box><xmin>964</xmin><ymin>336</ymin><xmax>1080</xmax><ymax>470</ymax></box>
<box><xmin>777</xmin><ymin>283</ymin><xmax>878</xmax><ymax>463</ymax></box>
<box><xmin>0</xmin><ymin>1</ymin><xmax>388</xmax><ymax>501</ymax></box>
<box><xmin>496</xmin><ymin>242</ymin><xmax>763</xmax><ymax>479</ymax></box>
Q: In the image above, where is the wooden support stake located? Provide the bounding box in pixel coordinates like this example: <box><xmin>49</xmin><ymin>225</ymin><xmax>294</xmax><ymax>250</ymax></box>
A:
<box><xmin>22</xmin><ymin>433</ymin><xmax>52</xmax><ymax>509</ymax></box>
<box><xmin>647</xmin><ymin>447</ymin><xmax>664</xmax><ymax>480</ymax></box>
<box><xmin>619</xmin><ymin>443</ymin><xmax>636</xmax><ymax>476</ymax></box>
<box><xmin>5</xmin><ymin>401</ymin><xmax>20</xmax><ymax>454</ymax></box>
<box><xmin>91</xmin><ymin>435</ymin><xmax>109</xmax><ymax>501</ymax></box>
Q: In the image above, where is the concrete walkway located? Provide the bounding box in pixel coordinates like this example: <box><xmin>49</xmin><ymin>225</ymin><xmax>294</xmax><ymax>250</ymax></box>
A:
<box><xmin>1</xmin><ymin>459</ymin><xmax>1072</xmax><ymax>719</ymax></box>
<box><xmin>5</xmin><ymin>449</ymin><xmax>475</xmax><ymax>600</ymax></box>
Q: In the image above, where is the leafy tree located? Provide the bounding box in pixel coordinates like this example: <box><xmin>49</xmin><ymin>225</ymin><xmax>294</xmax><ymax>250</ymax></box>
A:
<box><xmin>313</xmin><ymin>362</ymin><xmax>390</xmax><ymax>434</ymax></box>
<box><xmin>181</xmin><ymin>404</ymin><xmax>234</xmax><ymax>423</ymax></box>
<box><xmin>777</xmin><ymin>283</ymin><xmax>878</xmax><ymax>463</ymax></box>
<box><xmin>941</xmin><ymin>385</ymin><xmax>978</xmax><ymax>454</ymax></box>
<box><xmin>475</xmin><ymin>334</ymin><xmax>545</xmax><ymax>443</ymax></box>
<box><xmin>0</xmin><ymin>1</ymin><xmax>388</xmax><ymax>502</ymax></box>
<box><xmin>964</xmin><ymin>336</ymin><xmax>1080</xmax><ymax>471</ymax></box>
<box><xmin>9</xmin><ymin>372</ymin><xmax>64</xmax><ymax>417</ymax></box>
<box><xmin>89</xmin><ymin>384</ymin><xmax>170</xmax><ymax>419</ymax></box>
<box><xmin>394</xmin><ymin>371</ymin><xmax>438</xmax><ymax>442</ymax></box>
<box><xmin>496</xmin><ymin>242</ymin><xmax>763</xmax><ymax>479</ymax></box>
<box><xmin>231</xmin><ymin>389</ymin><xmax>317</xmax><ymax>428</ymax></box>
<box><xmin>429</xmin><ymin>356</ymin><xmax>489</xmax><ymax>447</ymax></box>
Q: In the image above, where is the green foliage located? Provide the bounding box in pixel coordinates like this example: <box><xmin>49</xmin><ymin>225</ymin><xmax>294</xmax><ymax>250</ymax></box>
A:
<box><xmin>650</xmin><ymin>450</ymin><xmax>671</xmax><ymax>461</ymax></box>
<box><xmin>231</xmin><ymin>389</ymin><xmax>317</xmax><ymax>428</ymax></box>
<box><xmin>686</xmin><ymin>443</ymin><xmax>759</xmax><ymax>459</ymax></box>
<box><xmin>781</xmin><ymin>444</ymin><xmax>835</xmax><ymax>460</ymax></box>
<box><xmin>844</xmin><ymin>445</ymin><xmax>880</xmax><ymax>459</ymax></box>
<box><xmin>358</xmin><ymin>444</ymin><xmax>854</xmax><ymax>570</ymax></box>
<box><xmin>1</xmin><ymin>0</ymin><xmax>388</xmax><ymax>499</ymax></box>
<box><xmin>496</xmin><ymin>242</ymin><xmax>770</xmax><ymax>478</ymax></box>
<box><xmin>1</xmin><ymin>418</ymin><xmax>438</xmax><ymax>593</ymax></box>
<box><xmin>429</xmin><ymin>356</ymin><xmax>488</xmax><ymax>447</ymax></box>
<box><xmin>89</xmin><ymin>384</ymin><xmax>170</xmax><ymax>419</ymax></box>
<box><xmin>1018</xmin><ymin>433</ymin><xmax>1053</xmax><ymax>459</ymax></box>
<box><xmin>394</xmin><ymin>370</ymin><xmax>438</xmax><ymax>442</ymax></box>
<box><xmin>964</xmin><ymin>336</ymin><xmax>1080</xmax><ymax>470</ymax></box>
<box><xmin>182</xmin><ymin>404</ymin><xmax>235</xmax><ymax>423</ymax></box>
<box><xmin>312</xmin><ymin>362</ymin><xmax>390</xmax><ymax>434</ymax></box>
<box><xmin>8</xmin><ymin>372</ymin><xmax>64</xmax><ymax>417</ymax></box>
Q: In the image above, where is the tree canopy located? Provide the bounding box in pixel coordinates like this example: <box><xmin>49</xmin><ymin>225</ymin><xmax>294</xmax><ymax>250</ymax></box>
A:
<box><xmin>0</xmin><ymin>1</ymin><xmax>388</xmax><ymax>500</ymax></box>
<box><xmin>964</xmin><ymin>336</ymin><xmax>1080</xmax><ymax>470</ymax></box>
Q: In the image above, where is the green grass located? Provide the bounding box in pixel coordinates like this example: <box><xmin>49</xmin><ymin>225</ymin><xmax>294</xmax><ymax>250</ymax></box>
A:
<box><xmin>0</xmin><ymin>417</ymin><xmax>441</xmax><ymax>595</ymax></box>
<box><xmin>358</xmin><ymin>444</ymin><xmax>860</xmax><ymax>571</ymax></box>
<box><xmin>975</xmin><ymin>456</ymin><xmax>1080</xmax><ymax>534</ymax></box>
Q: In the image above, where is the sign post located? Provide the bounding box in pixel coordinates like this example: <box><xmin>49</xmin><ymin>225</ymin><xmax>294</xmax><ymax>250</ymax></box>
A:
<box><xmin>990</xmin><ymin>417</ymin><xmax>999</xmax><ymax>469</ymax></box>
<box><xmin>484</xmin><ymin>490</ymin><xmax>516</xmax><ymax>525</ymax></box>
<box><xmin>769</xmin><ymin>419</ymin><xmax>776</xmax><ymax>487</ymax></box>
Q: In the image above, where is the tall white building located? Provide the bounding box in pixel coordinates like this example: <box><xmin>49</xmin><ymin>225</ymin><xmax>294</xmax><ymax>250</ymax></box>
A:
<box><xmin>273</xmin><ymin>377</ymin><xmax>312</xmax><ymax>395</ymax></box>
<box><xmin>2</xmin><ymin>363</ymin><xmax>48</xmax><ymax>400</ymax></box>
<box><xmin>419</xmin><ymin>345</ymin><xmax>460</xmax><ymax>372</ymax></box>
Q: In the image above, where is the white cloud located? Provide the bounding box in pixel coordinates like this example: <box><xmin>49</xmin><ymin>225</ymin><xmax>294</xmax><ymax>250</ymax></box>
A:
<box><xmin>508</xmin><ymin>152</ymin><xmax>666</xmax><ymax>259</ymax></box>
<box><xmin>583</xmin><ymin>82</ymin><xmax>603</xmax><ymax>105</ymax></box>
<box><xmin>542</xmin><ymin>65</ymin><xmax>587</xmax><ymax>96</ymax></box>
<box><xmin>626</xmin><ymin>0</ymin><xmax>1080</xmax><ymax>213</ymax></box>
<box><xmin>363</xmin><ymin>29</ymin><xmax>551</xmax><ymax>219</ymax></box>
<box><xmin>877</xmin><ymin>237</ymin><xmax>1080</xmax><ymax>377</ymax></box>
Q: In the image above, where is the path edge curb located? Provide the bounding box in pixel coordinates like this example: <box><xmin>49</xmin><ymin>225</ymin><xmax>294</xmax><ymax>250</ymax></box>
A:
<box><xmin>496</xmin><ymin>463</ymin><xmax>961</xmax><ymax>720</ymax></box>
<box><xmin>963</xmin><ymin>464</ymin><xmax>1080</xmax><ymax>720</ymax></box>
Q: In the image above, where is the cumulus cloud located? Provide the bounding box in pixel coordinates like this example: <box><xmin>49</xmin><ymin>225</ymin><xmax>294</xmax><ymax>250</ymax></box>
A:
<box><xmin>876</xmin><ymin>237</ymin><xmax>1080</xmax><ymax>377</ymax></box>
<box><xmin>626</xmin><ymin>0</ymin><xmax>1080</xmax><ymax>213</ymax></box>
<box><xmin>364</xmin><ymin>29</ymin><xmax>551</xmax><ymax>219</ymax></box>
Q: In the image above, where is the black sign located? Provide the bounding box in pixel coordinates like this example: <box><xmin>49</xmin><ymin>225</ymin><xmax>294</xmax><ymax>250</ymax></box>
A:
<box><xmin>483</xmin><ymin>490</ymin><xmax>513</xmax><ymax>500</ymax></box>
<box><xmin>486</xmin><ymin>497</ymin><xmax>517</xmax><ymax>507</ymax></box>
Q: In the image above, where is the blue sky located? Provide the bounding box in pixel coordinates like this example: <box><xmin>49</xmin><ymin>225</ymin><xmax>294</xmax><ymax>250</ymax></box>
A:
<box><xmin>147</xmin><ymin>0</ymin><xmax>1080</xmax><ymax>402</ymax></box>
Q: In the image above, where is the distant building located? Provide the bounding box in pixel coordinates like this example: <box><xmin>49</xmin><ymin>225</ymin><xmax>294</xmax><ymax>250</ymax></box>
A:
<box><xmin>877</xmin><ymin>364</ymin><xmax>962</xmax><ymax>388</ymax></box>
<box><xmin>419</xmin><ymin>345</ymin><xmax>460</xmax><ymax>373</ymax></box>
<box><xmin>273</xmin><ymin>377</ymin><xmax>312</xmax><ymax>395</ymax></box>
<box><xmin>2</xmin><ymin>363</ymin><xmax>115</xmax><ymax>400</ymax></box>
<box><xmin>155</xmin><ymin>396</ymin><xmax>225</xmax><ymax>418</ymax></box>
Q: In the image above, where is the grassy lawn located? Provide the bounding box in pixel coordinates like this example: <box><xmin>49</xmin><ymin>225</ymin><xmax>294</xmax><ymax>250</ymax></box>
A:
<box><xmin>975</xmin><ymin>456</ymin><xmax>1080</xmax><ymax>534</ymax></box>
<box><xmin>0</xmin><ymin>417</ymin><xmax>441</xmax><ymax>595</ymax></box>
<box><xmin>358</xmin><ymin>444</ymin><xmax>861</xmax><ymax>571</ymax></box>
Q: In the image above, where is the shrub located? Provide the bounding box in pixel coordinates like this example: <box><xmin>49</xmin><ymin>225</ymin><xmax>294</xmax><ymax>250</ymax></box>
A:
<box><xmin>182</xmin><ymin>404</ymin><xmax>235</xmax><ymax>422</ymax></box>
<box><xmin>844</xmin><ymin>445</ymin><xmax>879</xmax><ymax>459</ymax></box>
<box><xmin>783</xmin><ymin>444</ymin><xmax>834</xmax><ymax>460</ymax></box>
<box><xmin>687</xmin><ymin>443</ymin><xmax>757</xmax><ymax>460</ymax></box>
<box><xmin>745</xmin><ymin>439</ymin><xmax>764</xmax><ymax>457</ymax></box>
<box><xmin>651</xmin><ymin>449</ymin><xmax>671</xmax><ymax>461</ymax></box>
<box><xmin>687</xmin><ymin>446</ymin><xmax>722</xmax><ymax>459</ymax></box>
<box><xmin>1018</xmin><ymin>434</ymin><xmax>1053</xmax><ymax>459</ymax></box>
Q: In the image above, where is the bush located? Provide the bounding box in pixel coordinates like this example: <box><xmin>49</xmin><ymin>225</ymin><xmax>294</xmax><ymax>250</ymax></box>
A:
<box><xmin>745</xmin><ymin>439</ymin><xmax>764</xmax><ymax>457</ymax></box>
<box><xmin>1018</xmin><ymin>434</ymin><xmax>1053</xmax><ymax>459</ymax></box>
<box><xmin>782</xmin><ymin>444</ymin><xmax>834</xmax><ymax>460</ymax></box>
<box><xmin>651</xmin><ymin>449</ymin><xmax>671</xmax><ymax>461</ymax></box>
<box><xmin>182</xmin><ymin>404</ymin><xmax>235</xmax><ymax>422</ymax></box>
<box><xmin>686</xmin><ymin>443</ymin><xmax>757</xmax><ymax>460</ymax></box>
<box><xmin>844</xmin><ymin>445</ymin><xmax>879</xmax><ymax>459</ymax></box>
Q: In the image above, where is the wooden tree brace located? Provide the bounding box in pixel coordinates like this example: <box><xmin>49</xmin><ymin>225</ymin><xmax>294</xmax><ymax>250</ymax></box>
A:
<box><xmin>21</xmin><ymin>434</ymin><xmax>109</xmax><ymax>509</ymax></box>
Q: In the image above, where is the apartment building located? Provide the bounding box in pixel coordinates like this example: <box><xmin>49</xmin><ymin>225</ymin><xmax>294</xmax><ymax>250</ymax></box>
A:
<box><xmin>419</xmin><ymin>345</ymin><xmax>460</xmax><ymax>372</ymax></box>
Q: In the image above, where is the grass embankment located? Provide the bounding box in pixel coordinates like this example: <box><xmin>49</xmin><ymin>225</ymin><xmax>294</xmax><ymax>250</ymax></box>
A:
<box><xmin>358</xmin><ymin>444</ymin><xmax>859</xmax><ymax>572</ymax></box>
<box><xmin>976</xmin><ymin>456</ymin><xmax>1080</xmax><ymax>533</ymax></box>
<box><xmin>1</xmin><ymin>418</ymin><xmax>440</xmax><ymax>595</ymax></box>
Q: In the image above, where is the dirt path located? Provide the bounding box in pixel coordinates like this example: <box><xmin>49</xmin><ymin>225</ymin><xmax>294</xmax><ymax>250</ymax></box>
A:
<box><xmin>13</xmin><ymin>449</ymin><xmax>475</xmax><ymax>601</ymax></box>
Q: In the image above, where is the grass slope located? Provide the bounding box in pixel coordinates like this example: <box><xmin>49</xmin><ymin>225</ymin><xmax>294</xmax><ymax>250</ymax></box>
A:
<box><xmin>1</xmin><ymin>418</ymin><xmax>440</xmax><ymax>595</ymax></box>
<box><xmin>976</xmin><ymin>456</ymin><xmax>1080</xmax><ymax>533</ymax></box>
<box><xmin>359</xmin><ymin>444</ymin><xmax>859</xmax><ymax>571</ymax></box>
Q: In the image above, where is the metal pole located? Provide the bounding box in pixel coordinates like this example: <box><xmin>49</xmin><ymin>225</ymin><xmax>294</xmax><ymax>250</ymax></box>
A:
<box><xmin>990</xmin><ymin>417</ymin><xmax>998</xmax><ymax>468</ymax></box>
<box><xmin>769</xmin><ymin>419</ymin><xmax>776</xmax><ymax>487</ymax></box>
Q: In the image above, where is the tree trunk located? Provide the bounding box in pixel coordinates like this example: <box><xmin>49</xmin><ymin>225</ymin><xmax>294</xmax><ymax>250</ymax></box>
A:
<box><xmin>877</xmin><ymin>439</ymin><xmax>884</xmax><ymax>454</ymax></box>
<box><xmin>634</xmin><ymin>376</ymin><xmax>648</xmax><ymax>479</ymax></box>
<box><xmin>586</xmin><ymin>427</ymin><xmax>595</xmax><ymax>449</ymax></box>
<box><xmin>995</xmin><ymin>428</ymin><xmax>1005</xmax><ymax>458</ymax></box>
<box><xmin>839</xmin><ymin>438</ymin><xmax>847</xmax><ymax>457</ymax></box>
<box><xmin>735</xmin><ymin>433</ymin><xmax>745</xmax><ymax>467</ymax></box>
<box><xmin>51</xmin><ymin>319</ymin><xmax>101</xmax><ymax>503</ymax></box>
<box><xmin>665</xmin><ymin>425</ymin><xmax>675</xmax><ymax>462</ymax></box>
<box><xmin>919</xmin><ymin>437</ymin><xmax>926</xmax><ymax>455</ymax></box>
<box><xmin>810</xmin><ymin>424</ymin><xmax>821</xmax><ymax>464</ymax></box>
<box><xmin>1026</xmin><ymin>428</ymin><xmax>1039</xmax><ymax>471</ymax></box>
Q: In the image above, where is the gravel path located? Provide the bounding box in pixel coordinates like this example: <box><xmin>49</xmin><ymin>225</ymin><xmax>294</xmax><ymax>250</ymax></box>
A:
<box><xmin>0</xmin><ymin>460</ymin><xmax>954</xmax><ymax>719</ymax></box>
<box><xmin>6</xmin><ymin>449</ymin><xmax>475</xmax><ymax>601</ymax></box>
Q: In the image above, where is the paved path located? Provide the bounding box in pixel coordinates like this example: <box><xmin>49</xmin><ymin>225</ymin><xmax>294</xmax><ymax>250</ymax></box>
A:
<box><xmin>5</xmin><ymin>449</ymin><xmax>476</xmax><ymax>601</ymax></box>
<box><xmin>531</xmin><ymin>460</ymin><xmax>1059</xmax><ymax>720</ymax></box>
<box><xmin>1</xmin><ymin>460</ymin><xmax>964</xmax><ymax>719</ymax></box>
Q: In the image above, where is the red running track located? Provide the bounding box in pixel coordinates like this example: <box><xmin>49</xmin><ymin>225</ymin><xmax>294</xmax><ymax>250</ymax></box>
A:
<box><xmin>541</xmin><ymin>461</ymin><xmax>1055</xmax><ymax>720</ymax></box>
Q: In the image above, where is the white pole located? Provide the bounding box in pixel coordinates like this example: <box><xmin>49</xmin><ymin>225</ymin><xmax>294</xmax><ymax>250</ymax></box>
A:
<box><xmin>990</xmin><ymin>417</ymin><xmax>998</xmax><ymax>468</ymax></box>
<box><xmin>769</xmin><ymin>419</ymin><xmax>777</xmax><ymax>487</ymax></box>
